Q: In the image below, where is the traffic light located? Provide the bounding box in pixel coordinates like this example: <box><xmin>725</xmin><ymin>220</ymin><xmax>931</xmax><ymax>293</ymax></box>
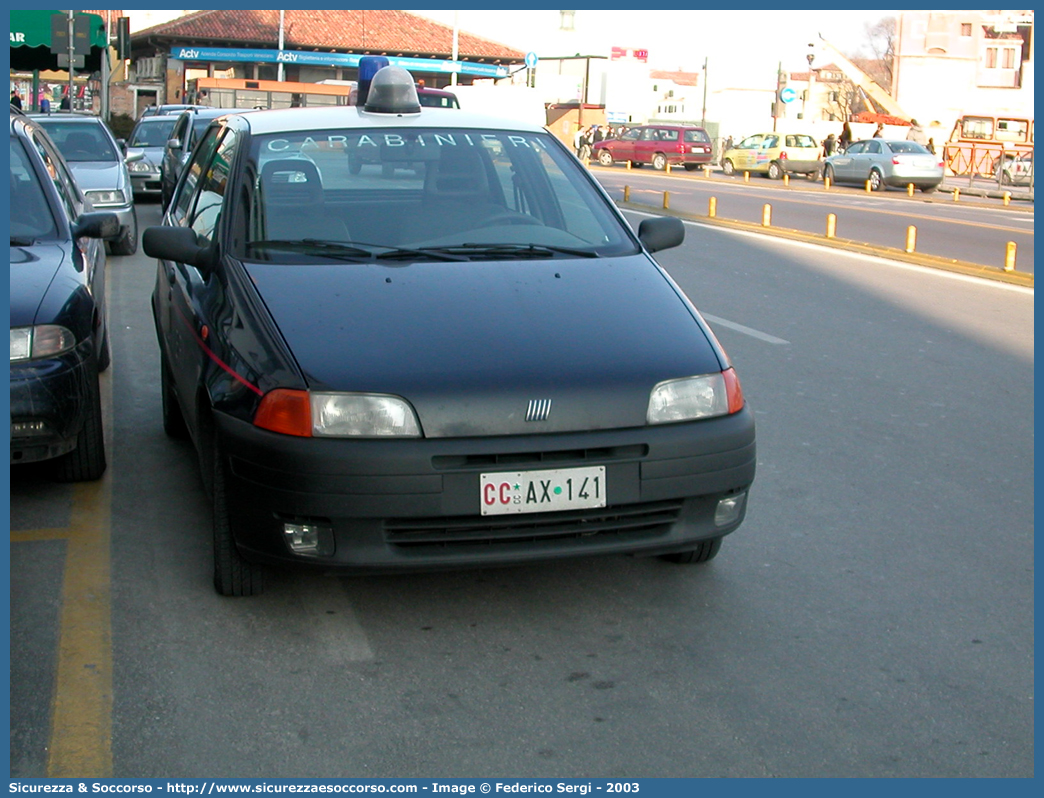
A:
<box><xmin>116</xmin><ymin>16</ymin><xmax>130</xmax><ymax>60</ymax></box>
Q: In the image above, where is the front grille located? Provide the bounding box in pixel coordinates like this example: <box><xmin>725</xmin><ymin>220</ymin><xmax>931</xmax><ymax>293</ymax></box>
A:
<box><xmin>431</xmin><ymin>444</ymin><xmax>647</xmax><ymax>471</ymax></box>
<box><xmin>385</xmin><ymin>499</ymin><xmax>684</xmax><ymax>549</ymax></box>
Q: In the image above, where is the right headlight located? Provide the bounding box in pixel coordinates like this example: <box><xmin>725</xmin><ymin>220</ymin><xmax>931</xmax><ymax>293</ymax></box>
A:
<box><xmin>253</xmin><ymin>389</ymin><xmax>422</xmax><ymax>438</ymax></box>
<box><xmin>646</xmin><ymin>369</ymin><xmax>744</xmax><ymax>424</ymax></box>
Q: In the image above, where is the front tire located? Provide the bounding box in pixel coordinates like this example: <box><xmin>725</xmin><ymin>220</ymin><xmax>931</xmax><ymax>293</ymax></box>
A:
<box><xmin>109</xmin><ymin>209</ymin><xmax>138</xmax><ymax>256</ymax></box>
<box><xmin>722</xmin><ymin>159</ymin><xmax>735</xmax><ymax>176</ymax></box>
<box><xmin>824</xmin><ymin>164</ymin><xmax>836</xmax><ymax>184</ymax></box>
<box><xmin>597</xmin><ymin>149</ymin><xmax>614</xmax><ymax>167</ymax></box>
<box><xmin>53</xmin><ymin>363</ymin><xmax>106</xmax><ymax>482</ymax></box>
<box><xmin>659</xmin><ymin>537</ymin><xmax>722</xmax><ymax>564</ymax></box>
<box><xmin>212</xmin><ymin>444</ymin><xmax>265</xmax><ymax>597</ymax></box>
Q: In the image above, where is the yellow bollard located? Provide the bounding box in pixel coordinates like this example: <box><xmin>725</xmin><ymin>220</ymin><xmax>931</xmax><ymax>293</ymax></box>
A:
<box><xmin>952</xmin><ymin>188</ymin><xmax>960</xmax><ymax>202</ymax></box>
<box><xmin>761</xmin><ymin>204</ymin><xmax>771</xmax><ymax>227</ymax></box>
<box><xmin>704</xmin><ymin>165</ymin><xmax>711</xmax><ymax>177</ymax></box>
<box><xmin>626</xmin><ymin>160</ymin><xmax>632</xmax><ymax>170</ymax></box>
<box><xmin>744</xmin><ymin>171</ymin><xmax>750</xmax><ymax>183</ymax></box>
<box><xmin>708</xmin><ymin>196</ymin><xmax>717</xmax><ymax>218</ymax></box>
<box><xmin>865</xmin><ymin>179</ymin><xmax>873</xmax><ymax>193</ymax></box>
<box><xmin>623</xmin><ymin>185</ymin><xmax>630</xmax><ymax>202</ymax></box>
<box><xmin>1005</xmin><ymin>241</ymin><xmax>1017</xmax><ymax>272</ymax></box>
<box><xmin>824</xmin><ymin>176</ymin><xmax>831</xmax><ymax>190</ymax></box>
<box><xmin>666</xmin><ymin>163</ymin><xmax>672</xmax><ymax>174</ymax></box>
<box><xmin>905</xmin><ymin>226</ymin><xmax>917</xmax><ymax>253</ymax></box>
<box><xmin>783</xmin><ymin>173</ymin><xmax>789</xmax><ymax>187</ymax></box>
<box><xmin>1003</xmin><ymin>191</ymin><xmax>1011</xmax><ymax>206</ymax></box>
<box><xmin>907</xmin><ymin>184</ymin><xmax>914</xmax><ymax>197</ymax></box>
<box><xmin>663</xmin><ymin>191</ymin><xmax>670</xmax><ymax>209</ymax></box>
<box><xmin>826</xmin><ymin>213</ymin><xmax>836</xmax><ymax>239</ymax></box>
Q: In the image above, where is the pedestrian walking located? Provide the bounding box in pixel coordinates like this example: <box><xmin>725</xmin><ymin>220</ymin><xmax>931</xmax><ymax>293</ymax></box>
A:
<box><xmin>872</xmin><ymin>123</ymin><xmax>884</xmax><ymax>138</ymax></box>
<box><xmin>823</xmin><ymin>133</ymin><xmax>836</xmax><ymax>157</ymax></box>
<box><xmin>838</xmin><ymin>122</ymin><xmax>853</xmax><ymax>153</ymax></box>
<box><xmin>906</xmin><ymin>118</ymin><xmax>928</xmax><ymax>145</ymax></box>
<box><xmin>10</xmin><ymin>89</ymin><xmax>22</xmax><ymax>110</ymax></box>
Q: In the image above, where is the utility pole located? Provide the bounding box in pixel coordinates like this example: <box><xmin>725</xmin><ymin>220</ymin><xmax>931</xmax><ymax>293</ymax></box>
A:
<box><xmin>451</xmin><ymin>10</ymin><xmax>459</xmax><ymax>86</ymax></box>
<box><xmin>700</xmin><ymin>57</ymin><xmax>708</xmax><ymax>128</ymax></box>
<box><xmin>67</xmin><ymin>10</ymin><xmax>75</xmax><ymax>112</ymax></box>
<box><xmin>277</xmin><ymin>10</ymin><xmax>285</xmax><ymax>81</ymax></box>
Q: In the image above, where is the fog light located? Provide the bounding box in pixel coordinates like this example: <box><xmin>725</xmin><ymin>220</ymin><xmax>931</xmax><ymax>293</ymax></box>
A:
<box><xmin>714</xmin><ymin>493</ymin><xmax>746</xmax><ymax>527</ymax></box>
<box><xmin>283</xmin><ymin>522</ymin><xmax>330</xmax><ymax>554</ymax></box>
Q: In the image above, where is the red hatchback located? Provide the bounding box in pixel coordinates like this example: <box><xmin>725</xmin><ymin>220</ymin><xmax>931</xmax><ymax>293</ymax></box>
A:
<box><xmin>594</xmin><ymin>124</ymin><xmax>713</xmax><ymax>171</ymax></box>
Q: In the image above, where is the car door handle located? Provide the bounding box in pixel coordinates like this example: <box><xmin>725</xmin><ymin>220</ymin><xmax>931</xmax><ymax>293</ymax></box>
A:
<box><xmin>166</xmin><ymin>266</ymin><xmax>176</xmax><ymax>285</ymax></box>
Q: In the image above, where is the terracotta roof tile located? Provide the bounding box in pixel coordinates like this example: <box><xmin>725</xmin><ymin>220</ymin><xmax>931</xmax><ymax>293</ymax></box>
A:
<box><xmin>133</xmin><ymin>9</ymin><xmax>524</xmax><ymax>62</ymax></box>
<box><xmin>649</xmin><ymin>70</ymin><xmax>701</xmax><ymax>87</ymax></box>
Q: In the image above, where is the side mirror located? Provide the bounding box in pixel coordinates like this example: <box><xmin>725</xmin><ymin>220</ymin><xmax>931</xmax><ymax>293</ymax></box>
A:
<box><xmin>166</xmin><ymin>137</ymin><xmax>181</xmax><ymax>151</ymax></box>
<box><xmin>638</xmin><ymin>216</ymin><xmax>685</xmax><ymax>253</ymax></box>
<box><xmin>143</xmin><ymin>225</ymin><xmax>216</xmax><ymax>272</ymax></box>
<box><xmin>73</xmin><ymin>211</ymin><xmax>120</xmax><ymax>240</ymax></box>
<box><xmin>125</xmin><ymin>147</ymin><xmax>145</xmax><ymax>164</ymax></box>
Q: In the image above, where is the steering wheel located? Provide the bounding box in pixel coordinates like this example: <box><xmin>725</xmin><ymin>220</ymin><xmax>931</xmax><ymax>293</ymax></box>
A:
<box><xmin>478</xmin><ymin>212</ymin><xmax>541</xmax><ymax>227</ymax></box>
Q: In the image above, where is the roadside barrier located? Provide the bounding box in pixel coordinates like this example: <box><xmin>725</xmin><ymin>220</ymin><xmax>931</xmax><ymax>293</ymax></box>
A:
<box><xmin>826</xmin><ymin>213</ymin><xmax>836</xmax><ymax>239</ymax></box>
<box><xmin>761</xmin><ymin>204</ymin><xmax>771</xmax><ymax>227</ymax></box>
<box><xmin>663</xmin><ymin>191</ymin><xmax>670</xmax><ymax>209</ymax></box>
<box><xmin>708</xmin><ymin>196</ymin><xmax>717</xmax><ymax>218</ymax></box>
<box><xmin>905</xmin><ymin>226</ymin><xmax>917</xmax><ymax>253</ymax></box>
<box><xmin>1005</xmin><ymin>242</ymin><xmax>1017</xmax><ymax>272</ymax></box>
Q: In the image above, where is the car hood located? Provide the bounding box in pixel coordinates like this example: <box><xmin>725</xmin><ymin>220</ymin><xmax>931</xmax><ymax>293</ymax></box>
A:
<box><xmin>67</xmin><ymin>161</ymin><xmax>126</xmax><ymax>192</ymax></box>
<box><xmin>243</xmin><ymin>255</ymin><xmax>724</xmax><ymax>437</ymax></box>
<box><xmin>9</xmin><ymin>244</ymin><xmax>66</xmax><ymax>328</ymax></box>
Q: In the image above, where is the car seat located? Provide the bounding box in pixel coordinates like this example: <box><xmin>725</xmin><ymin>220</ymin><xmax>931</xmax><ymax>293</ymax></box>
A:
<box><xmin>401</xmin><ymin>145</ymin><xmax>494</xmax><ymax>243</ymax></box>
<box><xmin>259</xmin><ymin>158</ymin><xmax>349</xmax><ymax>242</ymax></box>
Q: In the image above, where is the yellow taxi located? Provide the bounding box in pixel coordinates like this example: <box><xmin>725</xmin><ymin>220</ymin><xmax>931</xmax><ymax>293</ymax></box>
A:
<box><xmin>721</xmin><ymin>132</ymin><xmax>822</xmax><ymax>179</ymax></box>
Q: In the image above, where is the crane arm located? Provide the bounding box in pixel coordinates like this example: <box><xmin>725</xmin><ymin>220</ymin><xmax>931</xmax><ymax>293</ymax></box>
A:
<box><xmin>816</xmin><ymin>32</ymin><xmax>909</xmax><ymax>121</ymax></box>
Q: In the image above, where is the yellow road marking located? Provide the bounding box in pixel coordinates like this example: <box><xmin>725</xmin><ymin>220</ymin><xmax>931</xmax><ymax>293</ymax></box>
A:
<box><xmin>11</xmin><ymin>367</ymin><xmax>115</xmax><ymax>777</ymax></box>
<box><xmin>46</xmin><ymin>477</ymin><xmax>113</xmax><ymax>778</ymax></box>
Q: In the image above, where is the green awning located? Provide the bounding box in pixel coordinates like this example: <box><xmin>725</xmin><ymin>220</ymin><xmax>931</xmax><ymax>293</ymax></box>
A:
<box><xmin>10</xmin><ymin>10</ymin><xmax>107</xmax><ymax>72</ymax></box>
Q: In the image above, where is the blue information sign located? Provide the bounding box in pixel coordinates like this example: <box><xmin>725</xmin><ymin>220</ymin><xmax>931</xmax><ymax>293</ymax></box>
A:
<box><xmin>780</xmin><ymin>86</ymin><xmax>799</xmax><ymax>103</ymax></box>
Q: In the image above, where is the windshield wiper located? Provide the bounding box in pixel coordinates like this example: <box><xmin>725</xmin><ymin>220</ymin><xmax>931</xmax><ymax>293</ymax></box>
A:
<box><xmin>422</xmin><ymin>243</ymin><xmax>600</xmax><ymax>259</ymax></box>
<box><xmin>247</xmin><ymin>239</ymin><xmax>467</xmax><ymax>263</ymax></box>
<box><xmin>247</xmin><ymin>239</ymin><xmax>373</xmax><ymax>260</ymax></box>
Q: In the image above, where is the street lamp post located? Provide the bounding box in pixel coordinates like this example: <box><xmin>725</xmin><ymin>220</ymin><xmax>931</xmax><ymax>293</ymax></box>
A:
<box><xmin>805</xmin><ymin>46</ymin><xmax>815</xmax><ymax>121</ymax></box>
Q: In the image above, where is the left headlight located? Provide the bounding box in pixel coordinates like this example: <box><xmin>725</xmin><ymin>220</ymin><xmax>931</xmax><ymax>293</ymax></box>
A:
<box><xmin>10</xmin><ymin>325</ymin><xmax>77</xmax><ymax>362</ymax></box>
<box><xmin>85</xmin><ymin>189</ymin><xmax>127</xmax><ymax>207</ymax></box>
<box><xmin>253</xmin><ymin>389</ymin><xmax>422</xmax><ymax>438</ymax></box>
<box><xmin>128</xmin><ymin>161</ymin><xmax>156</xmax><ymax>173</ymax></box>
<box><xmin>646</xmin><ymin>369</ymin><xmax>745</xmax><ymax>424</ymax></box>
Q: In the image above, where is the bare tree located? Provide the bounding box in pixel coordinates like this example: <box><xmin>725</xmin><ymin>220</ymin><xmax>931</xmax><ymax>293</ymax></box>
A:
<box><xmin>855</xmin><ymin>16</ymin><xmax>896</xmax><ymax>92</ymax></box>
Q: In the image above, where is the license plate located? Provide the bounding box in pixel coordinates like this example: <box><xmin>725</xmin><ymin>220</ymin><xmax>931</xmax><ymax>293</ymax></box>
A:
<box><xmin>480</xmin><ymin>466</ymin><xmax>606</xmax><ymax>516</ymax></box>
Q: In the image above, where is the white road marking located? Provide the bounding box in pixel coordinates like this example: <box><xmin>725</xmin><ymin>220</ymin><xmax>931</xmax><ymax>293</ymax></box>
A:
<box><xmin>701</xmin><ymin>313</ymin><xmax>790</xmax><ymax>345</ymax></box>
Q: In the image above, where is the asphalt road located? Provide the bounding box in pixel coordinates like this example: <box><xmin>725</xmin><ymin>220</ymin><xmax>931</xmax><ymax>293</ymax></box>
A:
<box><xmin>9</xmin><ymin>201</ymin><xmax>1034</xmax><ymax>778</ymax></box>
<box><xmin>591</xmin><ymin>165</ymin><xmax>1035</xmax><ymax>275</ymax></box>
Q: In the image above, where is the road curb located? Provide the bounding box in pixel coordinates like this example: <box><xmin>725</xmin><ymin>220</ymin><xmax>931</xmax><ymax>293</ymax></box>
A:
<box><xmin>617</xmin><ymin>200</ymin><xmax>1034</xmax><ymax>288</ymax></box>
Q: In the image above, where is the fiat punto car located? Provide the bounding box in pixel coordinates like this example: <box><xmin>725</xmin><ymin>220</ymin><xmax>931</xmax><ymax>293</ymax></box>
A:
<box><xmin>143</xmin><ymin>62</ymin><xmax>756</xmax><ymax>596</ymax></box>
<box><xmin>721</xmin><ymin>131</ymin><xmax>822</xmax><ymax>179</ymax></box>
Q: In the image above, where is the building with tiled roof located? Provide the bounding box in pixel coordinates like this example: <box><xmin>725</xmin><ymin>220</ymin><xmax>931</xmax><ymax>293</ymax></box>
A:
<box><xmin>114</xmin><ymin>9</ymin><xmax>526</xmax><ymax>118</ymax></box>
<box><xmin>132</xmin><ymin>9</ymin><xmax>523</xmax><ymax>63</ymax></box>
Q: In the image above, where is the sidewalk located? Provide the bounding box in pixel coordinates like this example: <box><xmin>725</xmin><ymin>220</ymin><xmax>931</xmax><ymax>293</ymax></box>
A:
<box><xmin>940</xmin><ymin>176</ymin><xmax>1034</xmax><ymax>202</ymax></box>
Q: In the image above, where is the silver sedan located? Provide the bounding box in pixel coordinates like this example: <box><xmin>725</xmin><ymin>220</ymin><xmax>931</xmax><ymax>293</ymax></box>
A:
<box><xmin>824</xmin><ymin>139</ymin><xmax>944</xmax><ymax>193</ymax></box>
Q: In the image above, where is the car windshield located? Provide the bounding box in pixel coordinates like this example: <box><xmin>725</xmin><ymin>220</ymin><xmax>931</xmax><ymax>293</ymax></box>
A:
<box><xmin>9</xmin><ymin>137</ymin><xmax>57</xmax><ymax>241</ymax></box>
<box><xmin>130</xmin><ymin>117</ymin><xmax>178</xmax><ymax>147</ymax></box>
<box><xmin>239</xmin><ymin>127</ymin><xmax>638</xmax><ymax>262</ymax></box>
<box><xmin>36</xmin><ymin>120</ymin><xmax>118</xmax><ymax>162</ymax></box>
